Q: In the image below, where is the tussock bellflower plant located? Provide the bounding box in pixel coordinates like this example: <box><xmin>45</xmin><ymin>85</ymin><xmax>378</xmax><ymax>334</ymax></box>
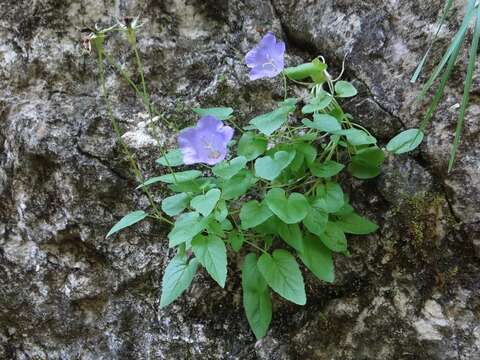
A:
<box><xmin>101</xmin><ymin>28</ymin><xmax>401</xmax><ymax>340</ymax></box>
<box><xmin>178</xmin><ymin>115</ymin><xmax>234</xmax><ymax>165</ymax></box>
<box><xmin>245</xmin><ymin>32</ymin><xmax>285</xmax><ymax>80</ymax></box>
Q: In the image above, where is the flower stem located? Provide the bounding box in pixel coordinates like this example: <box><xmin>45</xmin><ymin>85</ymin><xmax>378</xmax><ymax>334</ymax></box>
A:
<box><xmin>94</xmin><ymin>42</ymin><xmax>163</xmax><ymax>219</ymax></box>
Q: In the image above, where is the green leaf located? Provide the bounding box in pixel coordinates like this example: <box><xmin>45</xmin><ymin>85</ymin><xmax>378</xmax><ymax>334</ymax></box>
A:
<box><xmin>214</xmin><ymin>200</ymin><xmax>228</xmax><ymax>222</ymax></box>
<box><xmin>240</xmin><ymin>200</ymin><xmax>273</xmax><ymax>229</ymax></box>
<box><xmin>253</xmin><ymin>216</ymin><xmax>281</xmax><ymax>236</ymax></box>
<box><xmin>255</xmin><ymin>151</ymin><xmax>296</xmax><ymax>181</ymax></box>
<box><xmin>336</xmin><ymin>212</ymin><xmax>378</xmax><ymax>235</ymax></box>
<box><xmin>139</xmin><ymin>170</ymin><xmax>202</xmax><ymax>187</ymax></box>
<box><xmin>106</xmin><ymin>210</ymin><xmax>148</xmax><ymax>238</ymax></box>
<box><xmin>168</xmin><ymin>177</ymin><xmax>215</xmax><ymax>194</ymax></box>
<box><xmin>449</xmin><ymin>5</ymin><xmax>480</xmax><ymax>172</ymax></box>
<box><xmin>192</xmin><ymin>107</ymin><xmax>234</xmax><ymax>120</ymax></box>
<box><xmin>418</xmin><ymin>0</ymin><xmax>476</xmax><ymax>100</ymax></box>
<box><xmin>313</xmin><ymin>182</ymin><xmax>344</xmax><ymax>213</ymax></box>
<box><xmin>212</xmin><ymin>156</ymin><xmax>247</xmax><ymax>179</ymax></box>
<box><xmin>168</xmin><ymin>212</ymin><xmax>208</xmax><ymax>247</ymax></box>
<box><xmin>156</xmin><ymin>149</ymin><xmax>184</xmax><ymax>167</ymax></box>
<box><xmin>238</xmin><ymin>132</ymin><xmax>268</xmax><ymax>161</ymax></box>
<box><xmin>302</xmin><ymin>91</ymin><xmax>333</xmax><ymax>114</ymax></box>
<box><xmin>284</xmin><ymin>58</ymin><xmax>327</xmax><ymax>83</ymax></box>
<box><xmin>348</xmin><ymin>147</ymin><xmax>385</xmax><ymax>179</ymax></box>
<box><xmin>411</xmin><ymin>0</ymin><xmax>454</xmax><ymax>83</ymax></box>
<box><xmin>249</xmin><ymin>103</ymin><xmax>295</xmax><ymax>136</ymax></box>
<box><xmin>160</xmin><ymin>254</ymin><xmax>199</xmax><ymax>308</ymax></box>
<box><xmin>335</xmin><ymin>81</ymin><xmax>358</xmax><ymax>98</ymax></box>
<box><xmin>190</xmin><ymin>188</ymin><xmax>221</xmax><ymax>217</ymax></box>
<box><xmin>265</xmin><ymin>188</ymin><xmax>309</xmax><ymax>224</ymax></box>
<box><xmin>302</xmin><ymin>114</ymin><xmax>341</xmax><ymax>132</ymax></box>
<box><xmin>161</xmin><ymin>193</ymin><xmax>190</xmax><ymax>216</ymax></box>
<box><xmin>257</xmin><ymin>250</ymin><xmax>306</xmax><ymax>305</ymax></box>
<box><xmin>242</xmin><ymin>253</ymin><xmax>272</xmax><ymax>339</ymax></box>
<box><xmin>229</xmin><ymin>230</ymin><xmax>245</xmax><ymax>252</ymax></box>
<box><xmin>386</xmin><ymin>129</ymin><xmax>424</xmax><ymax>154</ymax></box>
<box><xmin>192</xmin><ymin>234</ymin><xmax>228</xmax><ymax>287</ymax></box>
<box><xmin>303</xmin><ymin>207</ymin><xmax>328</xmax><ymax>236</ymax></box>
<box><xmin>221</xmin><ymin>169</ymin><xmax>256</xmax><ymax>200</ymax></box>
<box><xmin>294</xmin><ymin>143</ymin><xmax>317</xmax><ymax>165</ymax></box>
<box><xmin>299</xmin><ymin>234</ymin><xmax>334</xmax><ymax>283</ymax></box>
<box><xmin>318</xmin><ymin>222</ymin><xmax>347</xmax><ymax>252</ymax></box>
<box><xmin>278</xmin><ymin>223</ymin><xmax>304</xmax><ymax>252</ymax></box>
<box><xmin>309</xmin><ymin>160</ymin><xmax>345</xmax><ymax>178</ymax></box>
<box><xmin>338</xmin><ymin>129</ymin><xmax>376</xmax><ymax>146</ymax></box>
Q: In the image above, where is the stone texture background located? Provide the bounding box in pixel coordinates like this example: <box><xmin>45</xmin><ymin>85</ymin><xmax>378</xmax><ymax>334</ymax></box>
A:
<box><xmin>0</xmin><ymin>0</ymin><xmax>479</xmax><ymax>359</ymax></box>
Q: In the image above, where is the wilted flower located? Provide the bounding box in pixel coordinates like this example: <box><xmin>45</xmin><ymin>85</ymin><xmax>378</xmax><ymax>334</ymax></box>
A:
<box><xmin>245</xmin><ymin>32</ymin><xmax>285</xmax><ymax>80</ymax></box>
<box><xmin>178</xmin><ymin>116</ymin><xmax>234</xmax><ymax>165</ymax></box>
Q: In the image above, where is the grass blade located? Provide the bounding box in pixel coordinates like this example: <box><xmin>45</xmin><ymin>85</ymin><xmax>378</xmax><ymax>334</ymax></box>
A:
<box><xmin>448</xmin><ymin>7</ymin><xmax>480</xmax><ymax>172</ymax></box>
<box><xmin>418</xmin><ymin>0</ymin><xmax>476</xmax><ymax>101</ymax></box>
<box><xmin>419</xmin><ymin>27</ymin><xmax>467</xmax><ymax>133</ymax></box>
<box><xmin>411</xmin><ymin>0</ymin><xmax>454</xmax><ymax>83</ymax></box>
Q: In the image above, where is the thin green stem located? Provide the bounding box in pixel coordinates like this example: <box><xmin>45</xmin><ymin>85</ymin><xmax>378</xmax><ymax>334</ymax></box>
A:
<box><xmin>244</xmin><ymin>238</ymin><xmax>269</xmax><ymax>255</ymax></box>
<box><xmin>95</xmin><ymin>45</ymin><xmax>163</xmax><ymax>219</ymax></box>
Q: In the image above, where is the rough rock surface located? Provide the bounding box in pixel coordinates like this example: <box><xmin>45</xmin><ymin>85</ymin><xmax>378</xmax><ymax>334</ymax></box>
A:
<box><xmin>0</xmin><ymin>0</ymin><xmax>479</xmax><ymax>359</ymax></box>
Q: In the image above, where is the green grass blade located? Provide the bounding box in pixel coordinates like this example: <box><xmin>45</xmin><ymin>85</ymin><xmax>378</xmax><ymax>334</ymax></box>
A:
<box><xmin>448</xmin><ymin>7</ymin><xmax>480</xmax><ymax>172</ymax></box>
<box><xmin>419</xmin><ymin>28</ymin><xmax>467</xmax><ymax>133</ymax></box>
<box><xmin>411</xmin><ymin>0</ymin><xmax>454</xmax><ymax>83</ymax></box>
<box><xmin>418</xmin><ymin>0</ymin><xmax>476</xmax><ymax>101</ymax></box>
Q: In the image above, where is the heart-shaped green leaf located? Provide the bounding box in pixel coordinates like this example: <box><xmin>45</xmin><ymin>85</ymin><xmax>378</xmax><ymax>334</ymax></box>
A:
<box><xmin>249</xmin><ymin>102</ymin><xmax>295</xmax><ymax>136</ymax></box>
<box><xmin>265</xmin><ymin>188</ymin><xmax>309</xmax><ymax>224</ymax></box>
<box><xmin>221</xmin><ymin>169</ymin><xmax>256</xmax><ymax>200</ymax></box>
<box><xmin>238</xmin><ymin>132</ymin><xmax>268</xmax><ymax>160</ymax></box>
<box><xmin>168</xmin><ymin>212</ymin><xmax>208</xmax><ymax>247</ymax></box>
<box><xmin>240</xmin><ymin>200</ymin><xmax>273</xmax><ymax>229</ymax></box>
<box><xmin>257</xmin><ymin>249</ymin><xmax>306</xmax><ymax>305</ymax></box>
<box><xmin>190</xmin><ymin>188</ymin><xmax>221</xmax><ymax>217</ymax></box>
<box><xmin>161</xmin><ymin>193</ymin><xmax>190</xmax><ymax>216</ymax></box>
<box><xmin>212</xmin><ymin>156</ymin><xmax>247</xmax><ymax>179</ymax></box>
<box><xmin>309</xmin><ymin>160</ymin><xmax>345</xmax><ymax>178</ymax></box>
<box><xmin>312</xmin><ymin>182</ymin><xmax>344</xmax><ymax>213</ymax></box>
<box><xmin>348</xmin><ymin>147</ymin><xmax>385</xmax><ymax>179</ymax></box>
<box><xmin>302</xmin><ymin>114</ymin><xmax>341</xmax><ymax>133</ymax></box>
<box><xmin>156</xmin><ymin>149</ymin><xmax>184</xmax><ymax>167</ymax></box>
<box><xmin>255</xmin><ymin>151</ymin><xmax>296</xmax><ymax>181</ymax></box>
<box><xmin>302</xmin><ymin>91</ymin><xmax>333</xmax><ymax>113</ymax></box>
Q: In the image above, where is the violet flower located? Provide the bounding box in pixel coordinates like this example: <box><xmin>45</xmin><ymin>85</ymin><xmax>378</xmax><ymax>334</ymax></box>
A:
<box><xmin>245</xmin><ymin>32</ymin><xmax>285</xmax><ymax>80</ymax></box>
<box><xmin>178</xmin><ymin>115</ymin><xmax>234</xmax><ymax>165</ymax></box>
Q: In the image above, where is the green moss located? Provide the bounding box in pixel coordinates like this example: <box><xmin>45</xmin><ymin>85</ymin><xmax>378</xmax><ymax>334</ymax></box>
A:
<box><xmin>393</xmin><ymin>192</ymin><xmax>455</xmax><ymax>259</ymax></box>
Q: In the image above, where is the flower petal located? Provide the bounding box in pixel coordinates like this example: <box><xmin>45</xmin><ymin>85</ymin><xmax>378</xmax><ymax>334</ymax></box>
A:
<box><xmin>259</xmin><ymin>32</ymin><xmax>276</xmax><ymax>48</ymax></box>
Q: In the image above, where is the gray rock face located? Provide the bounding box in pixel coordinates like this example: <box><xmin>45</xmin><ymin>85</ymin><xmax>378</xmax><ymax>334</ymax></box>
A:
<box><xmin>1</xmin><ymin>0</ymin><xmax>479</xmax><ymax>359</ymax></box>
